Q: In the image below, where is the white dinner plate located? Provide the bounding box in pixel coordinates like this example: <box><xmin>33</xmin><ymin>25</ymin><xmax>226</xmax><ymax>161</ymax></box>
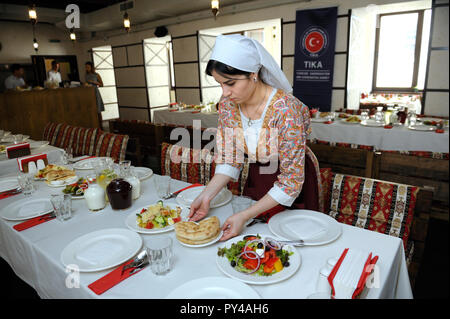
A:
<box><xmin>0</xmin><ymin>198</ymin><xmax>54</xmax><ymax>221</ymax></box>
<box><xmin>125</xmin><ymin>202</ymin><xmax>188</xmax><ymax>234</ymax></box>
<box><xmin>60</xmin><ymin>228</ymin><xmax>143</xmax><ymax>272</ymax></box>
<box><xmin>72</xmin><ymin>157</ymin><xmax>111</xmax><ymax>170</ymax></box>
<box><xmin>45</xmin><ymin>175</ymin><xmax>78</xmax><ymax>188</ymax></box>
<box><xmin>133</xmin><ymin>167</ymin><xmax>153</xmax><ymax>181</ymax></box>
<box><xmin>177</xmin><ymin>230</ymin><xmax>224</xmax><ymax>248</ymax></box>
<box><xmin>165</xmin><ymin>276</ymin><xmax>261</xmax><ymax>299</ymax></box>
<box><xmin>216</xmin><ymin>234</ymin><xmax>301</xmax><ymax>285</ymax></box>
<box><xmin>177</xmin><ymin>186</ymin><xmax>232</xmax><ymax>208</ymax></box>
<box><xmin>408</xmin><ymin>124</ymin><xmax>436</xmax><ymax>131</ymax></box>
<box><xmin>0</xmin><ymin>177</ymin><xmax>19</xmax><ymax>193</ymax></box>
<box><xmin>360</xmin><ymin>119</ymin><xmax>385</xmax><ymax>127</ymax></box>
<box><xmin>29</xmin><ymin>141</ymin><xmax>49</xmax><ymax>149</ymax></box>
<box><xmin>268</xmin><ymin>209</ymin><xmax>342</xmax><ymax>246</ymax></box>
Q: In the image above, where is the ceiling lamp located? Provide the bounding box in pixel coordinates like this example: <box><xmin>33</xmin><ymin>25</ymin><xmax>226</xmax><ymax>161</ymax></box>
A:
<box><xmin>123</xmin><ymin>12</ymin><xmax>131</xmax><ymax>32</ymax></box>
<box><xmin>33</xmin><ymin>38</ymin><xmax>39</xmax><ymax>52</ymax></box>
<box><xmin>70</xmin><ymin>28</ymin><xmax>76</xmax><ymax>42</ymax></box>
<box><xmin>28</xmin><ymin>4</ymin><xmax>37</xmax><ymax>25</ymax></box>
<box><xmin>211</xmin><ymin>0</ymin><xmax>219</xmax><ymax>18</ymax></box>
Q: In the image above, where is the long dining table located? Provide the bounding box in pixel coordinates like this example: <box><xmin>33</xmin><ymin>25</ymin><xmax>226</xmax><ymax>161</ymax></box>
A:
<box><xmin>0</xmin><ymin>164</ymin><xmax>413</xmax><ymax>299</ymax></box>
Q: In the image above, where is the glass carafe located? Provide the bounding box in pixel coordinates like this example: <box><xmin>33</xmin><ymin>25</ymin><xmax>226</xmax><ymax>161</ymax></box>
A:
<box><xmin>374</xmin><ymin>107</ymin><xmax>385</xmax><ymax>124</ymax></box>
<box><xmin>84</xmin><ymin>174</ymin><xmax>106</xmax><ymax>212</ymax></box>
<box><xmin>93</xmin><ymin>158</ymin><xmax>118</xmax><ymax>202</ymax></box>
<box><xmin>119</xmin><ymin>161</ymin><xmax>141</xmax><ymax>200</ymax></box>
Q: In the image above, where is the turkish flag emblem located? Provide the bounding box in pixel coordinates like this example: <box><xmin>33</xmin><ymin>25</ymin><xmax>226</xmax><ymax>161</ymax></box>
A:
<box><xmin>305</xmin><ymin>31</ymin><xmax>325</xmax><ymax>54</ymax></box>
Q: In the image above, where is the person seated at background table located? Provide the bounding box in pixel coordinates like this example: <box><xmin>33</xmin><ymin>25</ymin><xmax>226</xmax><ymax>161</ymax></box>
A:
<box><xmin>188</xmin><ymin>34</ymin><xmax>320</xmax><ymax>241</ymax></box>
<box><xmin>47</xmin><ymin>61</ymin><xmax>62</xmax><ymax>86</ymax></box>
<box><xmin>4</xmin><ymin>64</ymin><xmax>27</xmax><ymax>90</ymax></box>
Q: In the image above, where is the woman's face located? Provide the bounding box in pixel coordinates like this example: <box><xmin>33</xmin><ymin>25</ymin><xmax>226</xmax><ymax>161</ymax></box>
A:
<box><xmin>211</xmin><ymin>70</ymin><xmax>256</xmax><ymax>104</ymax></box>
<box><xmin>85</xmin><ymin>64</ymin><xmax>92</xmax><ymax>73</ymax></box>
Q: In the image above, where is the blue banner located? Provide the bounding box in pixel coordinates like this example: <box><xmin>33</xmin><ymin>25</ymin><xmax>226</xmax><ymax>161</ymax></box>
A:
<box><xmin>293</xmin><ymin>7</ymin><xmax>338</xmax><ymax>111</ymax></box>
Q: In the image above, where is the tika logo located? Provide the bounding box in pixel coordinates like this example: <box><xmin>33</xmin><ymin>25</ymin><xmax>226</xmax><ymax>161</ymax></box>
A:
<box><xmin>300</xmin><ymin>26</ymin><xmax>329</xmax><ymax>58</ymax></box>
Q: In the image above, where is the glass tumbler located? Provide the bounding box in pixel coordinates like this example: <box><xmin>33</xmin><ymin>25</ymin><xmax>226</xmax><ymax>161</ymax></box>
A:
<box><xmin>50</xmin><ymin>194</ymin><xmax>72</xmax><ymax>221</ymax></box>
<box><xmin>153</xmin><ymin>175</ymin><xmax>171</xmax><ymax>198</ymax></box>
<box><xmin>231</xmin><ymin>195</ymin><xmax>253</xmax><ymax>214</ymax></box>
<box><xmin>17</xmin><ymin>172</ymin><xmax>35</xmax><ymax>196</ymax></box>
<box><xmin>147</xmin><ymin>236</ymin><xmax>173</xmax><ymax>275</ymax></box>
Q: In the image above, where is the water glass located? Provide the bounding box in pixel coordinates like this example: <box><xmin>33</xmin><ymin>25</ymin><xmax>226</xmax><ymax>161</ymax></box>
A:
<box><xmin>147</xmin><ymin>236</ymin><xmax>173</xmax><ymax>275</ymax></box>
<box><xmin>153</xmin><ymin>175</ymin><xmax>171</xmax><ymax>198</ymax></box>
<box><xmin>50</xmin><ymin>194</ymin><xmax>72</xmax><ymax>221</ymax></box>
<box><xmin>231</xmin><ymin>195</ymin><xmax>253</xmax><ymax>214</ymax></box>
<box><xmin>360</xmin><ymin>110</ymin><xmax>369</xmax><ymax>124</ymax></box>
<box><xmin>17</xmin><ymin>172</ymin><xmax>35</xmax><ymax>196</ymax></box>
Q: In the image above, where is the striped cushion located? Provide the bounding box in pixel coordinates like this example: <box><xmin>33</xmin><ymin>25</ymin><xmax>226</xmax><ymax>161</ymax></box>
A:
<box><xmin>43</xmin><ymin>123</ymin><xmax>66</xmax><ymax>146</ymax></box>
<box><xmin>94</xmin><ymin>131</ymin><xmax>129</xmax><ymax>163</ymax></box>
<box><xmin>74</xmin><ymin>127</ymin><xmax>99</xmax><ymax>157</ymax></box>
<box><xmin>326</xmin><ymin>173</ymin><xmax>418</xmax><ymax>249</ymax></box>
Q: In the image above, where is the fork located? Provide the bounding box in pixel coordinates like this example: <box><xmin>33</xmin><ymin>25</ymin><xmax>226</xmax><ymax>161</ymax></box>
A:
<box><xmin>162</xmin><ymin>183</ymin><xmax>203</xmax><ymax>200</ymax></box>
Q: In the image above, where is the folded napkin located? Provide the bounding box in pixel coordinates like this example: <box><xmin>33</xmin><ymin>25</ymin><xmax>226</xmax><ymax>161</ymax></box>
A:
<box><xmin>254</xmin><ymin>204</ymin><xmax>285</xmax><ymax>223</ymax></box>
<box><xmin>0</xmin><ymin>192</ymin><xmax>20</xmax><ymax>200</ymax></box>
<box><xmin>285</xmin><ymin>219</ymin><xmax>326</xmax><ymax>239</ymax></box>
<box><xmin>327</xmin><ymin>248</ymin><xmax>379</xmax><ymax>299</ymax></box>
<box><xmin>13</xmin><ymin>212</ymin><xmax>56</xmax><ymax>232</ymax></box>
<box><xmin>191</xmin><ymin>111</ymin><xmax>201</xmax><ymax>114</ymax></box>
<box><xmin>435</xmin><ymin>129</ymin><xmax>444</xmax><ymax>134</ymax></box>
<box><xmin>323</xmin><ymin>121</ymin><xmax>333</xmax><ymax>124</ymax></box>
<box><xmin>384</xmin><ymin>125</ymin><xmax>393</xmax><ymax>129</ymax></box>
<box><xmin>88</xmin><ymin>259</ymin><xmax>143</xmax><ymax>295</ymax></box>
<box><xmin>169</xmin><ymin>109</ymin><xmax>178</xmax><ymax>112</ymax></box>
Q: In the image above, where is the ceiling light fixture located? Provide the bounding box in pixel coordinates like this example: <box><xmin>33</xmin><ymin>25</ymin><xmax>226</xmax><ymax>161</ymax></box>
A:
<box><xmin>28</xmin><ymin>4</ymin><xmax>37</xmax><ymax>25</ymax></box>
<box><xmin>211</xmin><ymin>0</ymin><xmax>219</xmax><ymax>19</ymax></box>
<box><xmin>123</xmin><ymin>12</ymin><xmax>131</xmax><ymax>32</ymax></box>
<box><xmin>70</xmin><ymin>28</ymin><xmax>76</xmax><ymax>42</ymax></box>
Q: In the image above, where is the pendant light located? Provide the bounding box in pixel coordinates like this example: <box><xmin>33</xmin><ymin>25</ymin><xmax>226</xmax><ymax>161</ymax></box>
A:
<box><xmin>211</xmin><ymin>0</ymin><xmax>219</xmax><ymax>18</ymax></box>
<box><xmin>123</xmin><ymin>12</ymin><xmax>131</xmax><ymax>32</ymax></box>
<box><xmin>33</xmin><ymin>38</ymin><xmax>39</xmax><ymax>52</ymax></box>
<box><xmin>28</xmin><ymin>4</ymin><xmax>37</xmax><ymax>25</ymax></box>
<box><xmin>70</xmin><ymin>28</ymin><xmax>76</xmax><ymax>42</ymax></box>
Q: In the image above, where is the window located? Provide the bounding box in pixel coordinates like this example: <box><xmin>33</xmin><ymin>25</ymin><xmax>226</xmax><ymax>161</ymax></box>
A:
<box><xmin>92</xmin><ymin>45</ymin><xmax>119</xmax><ymax>120</ymax></box>
<box><xmin>143</xmin><ymin>36</ymin><xmax>174</xmax><ymax>118</ymax></box>
<box><xmin>373</xmin><ymin>9</ymin><xmax>431</xmax><ymax>91</ymax></box>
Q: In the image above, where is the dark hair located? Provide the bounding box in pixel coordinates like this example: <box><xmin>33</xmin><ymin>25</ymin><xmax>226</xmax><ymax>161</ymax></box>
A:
<box><xmin>51</xmin><ymin>61</ymin><xmax>58</xmax><ymax>67</ymax></box>
<box><xmin>11</xmin><ymin>64</ymin><xmax>22</xmax><ymax>73</ymax></box>
<box><xmin>206</xmin><ymin>60</ymin><xmax>251</xmax><ymax>78</ymax></box>
<box><xmin>85</xmin><ymin>61</ymin><xmax>94</xmax><ymax>67</ymax></box>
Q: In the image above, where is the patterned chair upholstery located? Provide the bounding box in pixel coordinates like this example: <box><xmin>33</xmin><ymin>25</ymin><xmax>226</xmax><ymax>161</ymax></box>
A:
<box><xmin>93</xmin><ymin>131</ymin><xmax>129</xmax><ymax>163</ymax></box>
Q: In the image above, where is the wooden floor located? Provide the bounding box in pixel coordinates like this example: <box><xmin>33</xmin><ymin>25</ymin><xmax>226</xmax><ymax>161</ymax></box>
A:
<box><xmin>1</xmin><ymin>218</ymin><xmax>448</xmax><ymax>299</ymax></box>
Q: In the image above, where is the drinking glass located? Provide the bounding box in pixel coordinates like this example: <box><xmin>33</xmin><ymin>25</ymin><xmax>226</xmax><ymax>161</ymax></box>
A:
<box><xmin>146</xmin><ymin>236</ymin><xmax>173</xmax><ymax>275</ymax></box>
<box><xmin>153</xmin><ymin>175</ymin><xmax>171</xmax><ymax>198</ymax></box>
<box><xmin>231</xmin><ymin>195</ymin><xmax>253</xmax><ymax>214</ymax></box>
<box><xmin>50</xmin><ymin>194</ymin><xmax>72</xmax><ymax>221</ymax></box>
<box><xmin>360</xmin><ymin>110</ymin><xmax>369</xmax><ymax>124</ymax></box>
<box><xmin>17</xmin><ymin>172</ymin><xmax>35</xmax><ymax>196</ymax></box>
<box><xmin>13</xmin><ymin>134</ymin><xmax>23</xmax><ymax>144</ymax></box>
<box><xmin>374</xmin><ymin>107</ymin><xmax>384</xmax><ymax>124</ymax></box>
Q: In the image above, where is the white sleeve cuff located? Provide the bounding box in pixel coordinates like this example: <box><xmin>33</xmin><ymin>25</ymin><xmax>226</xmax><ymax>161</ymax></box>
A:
<box><xmin>215</xmin><ymin>164</ymin><xmax>241</xmax><ymax>181</ymax></box>
<box><xmin>268</xmin><ymin>184</ymin><xmax>296</xmax><ymax>207</ymax></box>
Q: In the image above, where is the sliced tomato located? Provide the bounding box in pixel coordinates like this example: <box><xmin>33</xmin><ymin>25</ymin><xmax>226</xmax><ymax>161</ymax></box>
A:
<box><xmin>172</xmin><ymin>217</ymin><xmax>181</xmax><ymax>223</ymax></box>
<box><xmin>145</xmin><ymin>221</ymin><xmax>154</xmax><ymax>229</ymax></box>
<box><xmin>240</xmin><ymin>246</ymin><xmax>255</xmax><ymax>260</ymax></box>
<box><xmin>265</xmin><ymin>257</ymin><xmax>279</xmax><ymax>268</ymax></box>
<box><xmin>243</xmin><ymin>236</ymin><xmax>258</xmax><ymax>241</ymax></box>
<box><xmin>243</xmin><ymin>258</ymin><xmax>259</xmax><ymax>270</ymax></box>
<box><xmin>263</xmin><ymin>264</ymin><xmax>275</xmax><ymax>274</ymax></box>
<box><xmin>260</xmin><ymin>252</ymin><xmax>270</xmax><ymax>264</ymax></box>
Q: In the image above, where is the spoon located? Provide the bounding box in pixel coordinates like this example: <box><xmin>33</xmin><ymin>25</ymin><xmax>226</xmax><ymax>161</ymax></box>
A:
<box><xmin>121</xmin><ymin>249</ymin><xmax>148</xmax><ymax>274</ymax></box>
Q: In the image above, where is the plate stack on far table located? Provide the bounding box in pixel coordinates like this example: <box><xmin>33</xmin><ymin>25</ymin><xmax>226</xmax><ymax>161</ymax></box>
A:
<box><xmin>175</xmin><ymin>216</ymin><xmax>221</xmax><ymax>246</ymax></box>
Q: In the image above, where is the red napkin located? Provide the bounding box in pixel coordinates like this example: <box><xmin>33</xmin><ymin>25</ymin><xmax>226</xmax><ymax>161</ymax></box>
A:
<box><xmin>79</xmin><ymin>156</ymin><xmax>96</xmax><ymax>161</ymax></box>
<box><xmin>191</xmin><ymin>111</ymin><xmax>201</xmax><ymax>114</ymax></box>
<box><xmin>13</xmin><ymin>212</ymin><xmax>56</xmax><ymax>232</ymax></box>
<box><xmin>88</xmin><ymin>259</ymin><xmax>143</xmax><ymax>295</ymax></box>
<box><xmin>323</xmin><ymin>121</ymin><xmax>333</xmax><ymax>124</ymax></box>
<box><xmin>173</xmin><ymin>183</ymin><xmax>203</xmax><ymax>195</ymax></box>
<box><xmin>384</xmin><ymin>125</ymin><xmax>393</xmax><ymax>129</ymax></box>
<box><xmin>436</xmin><ymin>129</ymin><xmax>444</xmax><ymax>134</ymax></box>
<box><xmin>0</xmin><ymin>191</ymin><xmax>20</xmax><ymax>200</ymax></box>
<box><xmin>254</xmin><ymin>204</ymin><xmax>285</xmax><ymax>223</ymax></box>
<box><xmin>169</xmin><ymin>109</ymin><xmax>178</xmax><ymax>112</ymax></box>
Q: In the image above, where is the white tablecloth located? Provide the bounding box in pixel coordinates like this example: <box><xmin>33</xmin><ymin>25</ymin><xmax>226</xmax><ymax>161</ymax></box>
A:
<box><xmin>0</xmin><ymin>141</ymin><xmax>64</xmax><ymax>177</ymax></box>
<box><xmin>153</xmin><ymin>110</ymin><xmax>449</xmax><ymax>153</ymax></box>
<box><xmin>153</xmin><ymin>109</ymin><xmax>219</xmax><ymax>129</ymax></box>
<box><xmin>0</xmin><ymin>172</ymin><xmax>413</xmax><ymax>299</ymax></box>
<box><xmin>309</xmin><ymin>121</ymin><xmax>449</xmax><ymax>153</ymax></box>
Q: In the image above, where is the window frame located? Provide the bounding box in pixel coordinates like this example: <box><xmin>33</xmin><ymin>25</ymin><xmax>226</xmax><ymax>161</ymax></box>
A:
<box><xmin>372</xmin><ymin>9</ymin><xmax>426</xmax><ymax>93</ymax></box>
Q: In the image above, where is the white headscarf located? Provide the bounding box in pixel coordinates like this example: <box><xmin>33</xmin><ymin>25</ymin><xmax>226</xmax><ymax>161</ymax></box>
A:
<box><xmin>210</xmin><ymin>34</ymin><xmax>292</xmax><ymax>93</ymax></box>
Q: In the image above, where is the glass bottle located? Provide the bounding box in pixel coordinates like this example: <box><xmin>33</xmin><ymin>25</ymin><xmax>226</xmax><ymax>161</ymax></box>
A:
<box><xmin>120</xmin><ymin>161</ymin><xmax>141</xmax><ymax>200</ymax></box>
<box><xmin>84</xmin><ymin>174</ymin><xmax>106</xmax><ymax>212</ymax></box>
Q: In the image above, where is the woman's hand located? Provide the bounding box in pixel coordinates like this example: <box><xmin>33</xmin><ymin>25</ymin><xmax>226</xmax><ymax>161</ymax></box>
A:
<box><xmin>188</xmin><ymin>193</ymin><xmax>211</xmax><ymax>221</ymax></box>
<box><xmin>220</xmin><ymin>212</ymin><xmax>249</xmax><ymax>241</ymax></box>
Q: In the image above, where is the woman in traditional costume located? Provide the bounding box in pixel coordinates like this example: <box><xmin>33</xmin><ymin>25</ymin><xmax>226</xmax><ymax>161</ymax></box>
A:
<box><xmin>188</xmin><ymin>34</ymin><xmax>321</xmax><ymax>241</ymax></box>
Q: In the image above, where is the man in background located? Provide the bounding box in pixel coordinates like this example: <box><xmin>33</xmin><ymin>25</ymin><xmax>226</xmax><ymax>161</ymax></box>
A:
<box><xmin>4</xmin><ymin>64</ymin><xmax>27</xmax><ymax>90</ymax></box>
<box><xmin>47</xmin><ymin>61</ymin><xmax>62</xmax><ymax>85</ymax></box>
